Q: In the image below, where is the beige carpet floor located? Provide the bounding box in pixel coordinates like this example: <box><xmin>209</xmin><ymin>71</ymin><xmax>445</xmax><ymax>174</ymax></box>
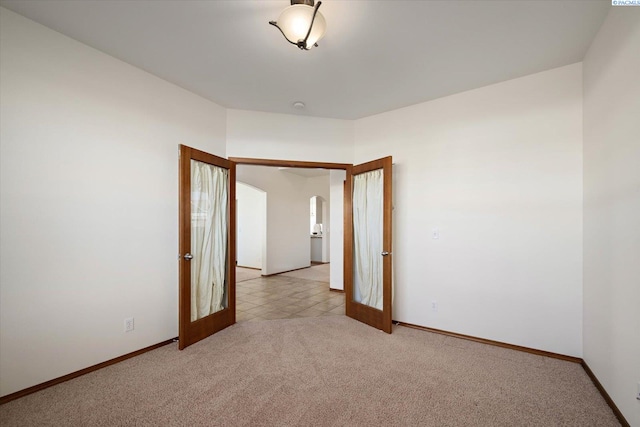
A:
<box><xmin>0</xmin><ymin>316</ymin><xmax>619</xmax><ymax>426</ymax></box>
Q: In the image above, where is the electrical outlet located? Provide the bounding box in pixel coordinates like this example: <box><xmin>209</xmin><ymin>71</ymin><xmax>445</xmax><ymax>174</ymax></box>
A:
<box><xmin>431</xmin><ymin>301</ymin><xmax>438</xmax><ymax>312</ymax></box>
<box><xmin>124</xmin><ymin>317</ymin><xmax>134</xmax><ymax>333</ymax></box>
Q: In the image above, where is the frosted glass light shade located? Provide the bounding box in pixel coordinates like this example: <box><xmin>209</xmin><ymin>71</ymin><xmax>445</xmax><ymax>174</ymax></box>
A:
<box><xmin>276</xmin><ymin>4</ymin><xmax>326</xmax><ymax>49</ymax></box>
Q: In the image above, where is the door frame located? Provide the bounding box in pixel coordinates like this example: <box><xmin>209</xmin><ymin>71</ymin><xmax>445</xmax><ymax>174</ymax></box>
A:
<box><xmin>229</xmin><ymin>158</ymin><xmax>351</xmax><ymax>171</ymax></box>
<box><xmin>229</xmin><ymin>157</ymin><xmax>351</xmax><ymax>302</ymax></box>
<box><xmin>230</xmin><ymin>157</ymin><xmax>392</xmax><ymax>333</ymax></box>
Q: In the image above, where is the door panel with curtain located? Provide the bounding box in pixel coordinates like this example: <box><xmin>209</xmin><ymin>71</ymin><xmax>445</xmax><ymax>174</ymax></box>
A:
<box><xmin>179</xmin><ymin>145</ymin><xmax>236</xmax><ymax>350</ymax></box>
<box><xmin>345</xmin><ymin>157</ymin><xmax>393</xmax><ymax>333</ymax></box>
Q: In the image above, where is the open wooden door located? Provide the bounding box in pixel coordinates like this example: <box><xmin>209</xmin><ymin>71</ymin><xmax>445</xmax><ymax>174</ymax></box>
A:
<box><xmin>179</xmin><ymin>145</ymin><xmax>236</xmax><ymax>350</ymax></box>
<box><xmin>345</xmin><ymin>156</ymin><xmax>393</xmax><ymax>333</ymax></box>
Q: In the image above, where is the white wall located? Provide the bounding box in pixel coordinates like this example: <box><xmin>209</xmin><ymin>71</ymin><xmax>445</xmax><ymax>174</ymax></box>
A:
<box><xmin>0</xmin><ymin>8</ymin><xmax>227</xmax><ymax>397</ymax></box>
<box><xmin>354</xmin><ymin>63</ymin><xmax>584</xmax><ymax>357</ymax></box>
<box><xmin>329</xmin><ymin>170</ymin><xmax>346</xmax><ymax>290</ymax></box>
<box><xmin>313</xmin><ymin>196</ymin><xmax>323</xmax><ymax>225</ymax></box>
<box><xmin>236</xmin><ymin>183</ymin><xmax>266</xmax><ymax>270</ymax></box>
<box><xmin>583</xmin><ymin>9</ymin><xmax>640</xmax><ymax>426</ymax></box>
<box><xmin>307</xmin><ymin>177</ymin><xmax>331</xmax><ymax>263</ymax></box>
<box><xmin>321</xmin><ymin>198</ymin><xmax>329</xmax><ymax>263</ymax></box>
<box><xmin>226</xmin><ymin>109</ymin><xmax>354</xmax><ymax>163</ymax></box>
<box><xmin>236</xmin><ymin>166</ymin><xmax>330</xmax><ymax>275</ymax></box>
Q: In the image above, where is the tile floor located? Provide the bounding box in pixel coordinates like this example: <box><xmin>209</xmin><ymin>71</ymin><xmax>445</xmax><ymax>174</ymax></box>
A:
<box><xmin>236</xmin><ymin>274</ymin><xmax>345</xmax><ymax>322</ymax></box>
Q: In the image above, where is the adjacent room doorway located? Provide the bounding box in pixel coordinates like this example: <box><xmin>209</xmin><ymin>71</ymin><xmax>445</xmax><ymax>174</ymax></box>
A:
<box><xmin>178</xmin><ymin>146</ymin><xmax>393</xmax><ymax>349</ymax></box>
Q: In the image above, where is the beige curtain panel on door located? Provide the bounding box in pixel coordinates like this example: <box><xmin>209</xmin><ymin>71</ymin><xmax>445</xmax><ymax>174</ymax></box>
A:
<box><xmin>353</xmin><ymin>169</ymin><xmax>384</xmax><ymax>310</ymax></box>
<box><xmin>190</xmin><ymin>160</ymin><xmax>229</xmax><ymax>321</ymax></box>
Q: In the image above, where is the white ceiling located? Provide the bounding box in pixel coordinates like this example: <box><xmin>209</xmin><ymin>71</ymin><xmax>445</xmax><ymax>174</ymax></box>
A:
<box><xmin>1</xmin><ymin>0</ymin><xmax>610</xmax><ymax>120</ymax></box>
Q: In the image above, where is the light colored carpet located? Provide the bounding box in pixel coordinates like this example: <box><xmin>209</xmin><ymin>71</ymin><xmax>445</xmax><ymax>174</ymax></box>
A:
<box><xmin>0</xmin><ymin>316</ymin><xmax>619</xmax><ymax>426</ymax></box>
<box><xmin>280</xmin><ymin>263</ymin><xmax>330</xmax><ymax>283</ymax></box>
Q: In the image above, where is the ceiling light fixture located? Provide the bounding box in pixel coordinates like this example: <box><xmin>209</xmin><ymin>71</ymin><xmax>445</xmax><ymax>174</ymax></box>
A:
<box><xmin>269</xmin><ymin>0</ymin><xmax>326</xmax><ymax>51</ymax></box>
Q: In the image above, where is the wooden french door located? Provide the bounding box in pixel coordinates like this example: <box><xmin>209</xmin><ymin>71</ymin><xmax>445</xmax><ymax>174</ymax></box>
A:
<box><xmin>345</xmin><ymin>156</ymin><xmax>393</xmax><ymax>333</ymax></box>
<box><xmin>178</xmin><ymin>145</ymin><xmax>236</xmax><ymax>350</ymax></box>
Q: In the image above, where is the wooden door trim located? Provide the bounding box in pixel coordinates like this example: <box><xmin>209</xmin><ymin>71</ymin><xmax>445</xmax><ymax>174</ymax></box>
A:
<box><xmin>220</xmin><ymin>156</ymin><xmax>393</xmax><ymax>333</ymax></box>
<box><xmin>232</xmin><ymin>156</ymin><xmax>357</xmax><ymax>319</ymax></box>
<box><xmin>229</xmin><ymin>157</ymin><xmax>351</xmax><ymax>170</ymax></box>
<box><xmin>179</xmin><ymin>145</ymin><xmax>236</xmax><ymax>350</ymax></box>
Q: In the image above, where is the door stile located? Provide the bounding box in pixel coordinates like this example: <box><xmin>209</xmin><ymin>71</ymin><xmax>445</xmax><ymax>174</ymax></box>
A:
<box><xmin>343</xmin><ymin>165</ymin><xmax>354</xmax><ymax>319</ymax></box>
<box><xmin>178</xmin><ymin>145</ymin><xmax>191</xmax><ymax>350</ymax></box>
